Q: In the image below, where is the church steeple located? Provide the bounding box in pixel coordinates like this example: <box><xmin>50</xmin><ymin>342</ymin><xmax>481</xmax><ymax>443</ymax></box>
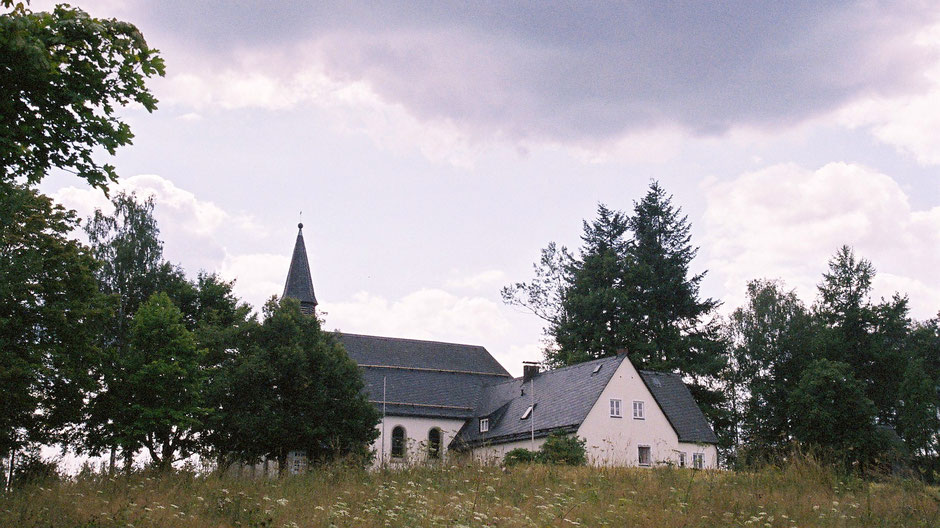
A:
<box><xmin>282</xmin><ymin>223</ymin><xmax>318</xmax><ymax>315</ymax></box>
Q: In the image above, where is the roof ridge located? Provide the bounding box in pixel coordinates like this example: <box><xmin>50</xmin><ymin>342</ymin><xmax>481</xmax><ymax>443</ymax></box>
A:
<box><xmin>638</xmin><ymin>369</ymin><xmax>681</xmax><ymax>377</ymax></box>
<box><xmin>537</xmin><ymin>354</ymin><xmax>626</xmax><ymax>376</ymax></box>
<box><xmin>358</xmin><ymin>363</ymin><xmax>511</xmax><ymax>377</ymax></box>
<box><xmin>333</xmin><ymin>331</ymin><xmax>487</xmax><ymax>349</ymax></box>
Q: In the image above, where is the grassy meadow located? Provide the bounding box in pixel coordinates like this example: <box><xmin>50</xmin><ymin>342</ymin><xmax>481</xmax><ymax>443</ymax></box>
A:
<box><xmin>2</xmin><ymin>459</ymin><xmax>938</xmax><ymax>527</ymax></box>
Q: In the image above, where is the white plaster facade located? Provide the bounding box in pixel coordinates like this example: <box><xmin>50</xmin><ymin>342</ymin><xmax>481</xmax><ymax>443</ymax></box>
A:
<box><xmin>469</xmin><ymin>358</ymin><xmax>718</xmax><ymax>468</ymax></box>
<box><xmin>577</xmin><ymin>356</ymin><xmax>717</xmax><ymax>468</ymax></box>
<box><xmin>372</xmin><ymin>415</ymin><xmax>466</xmax><ymax>466</ymax></box>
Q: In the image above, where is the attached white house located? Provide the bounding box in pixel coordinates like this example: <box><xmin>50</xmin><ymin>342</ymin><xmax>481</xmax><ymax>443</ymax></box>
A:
<box><xmin>281</xmin><ymin>223</ymin><xmax>719</xmax><ymax>469</ymax></box>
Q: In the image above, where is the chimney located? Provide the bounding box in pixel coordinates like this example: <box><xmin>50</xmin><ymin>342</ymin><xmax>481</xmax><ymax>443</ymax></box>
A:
<box><xmin>522</xmin><ymin>361</ymin><xmax>540</xmax><ymax>382</ymax></box>
<box><xmin>616</xmin><ymin>348</ymin><xmax>629</xmax><ymax>356</ymax></box>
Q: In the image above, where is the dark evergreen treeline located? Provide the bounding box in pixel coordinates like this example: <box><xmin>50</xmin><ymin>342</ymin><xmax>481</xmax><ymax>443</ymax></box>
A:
<box><xmin>505</xmin><ymin>182</ymin><xmax>940</xmax><ymax>476</ymax></box>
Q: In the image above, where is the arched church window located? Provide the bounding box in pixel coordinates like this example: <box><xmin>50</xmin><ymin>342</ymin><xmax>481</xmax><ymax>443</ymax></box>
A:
<box><xmin>391</xmin><ymin>426</ymin><xmax>406</xmax><ymax>459</ymax></box>
<box><xmin>428</xmin><ymin>428</ymin><xmax>442</xmax><ymax>459</ymax></box>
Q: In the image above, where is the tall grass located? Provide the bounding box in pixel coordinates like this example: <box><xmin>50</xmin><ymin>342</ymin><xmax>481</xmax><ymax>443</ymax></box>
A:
<box><xmin>2</xmin><ymin>457</ymin><xmax>937</xmax><ymax>527</ymax></box>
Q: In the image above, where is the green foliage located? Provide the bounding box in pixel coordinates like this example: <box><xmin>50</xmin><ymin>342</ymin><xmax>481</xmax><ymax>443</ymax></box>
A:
<box><xmin>788</xmin><ymin>359</ymin><xmax>879</xmax><ymax>466</ymax></box>
<box><xmin>896</xmin><ymin>358</ymin><xmax>939</xmax><ymax>457</ymax></box>
<box><xmin>0</xmin><ymin>182</ymin><xmax>105</xmax><ymax>457</ymax></box>
<box><xmin>209</xmin><ymin>297</ymin><xmax>379</xmax><ymax>471</ymax></box>
<box><xmin>814</xmin><ymin>246</ymin><xmax>912</xmax><ymax>423</ymax></box>
<box><xmin>0</xmin><ymin>2</ymin><xmax>164</xmax><ymax>190</ymax></box>
<box><xmin>123</xmin><ymin>292</ymin><xmax>207</xmax><ymax>470</ymax></box>
<box><xmin>724</xmin><ymin>279</ymin><xmax>817</xmax><ymax>462</ymax></box>
<box><xmin>537</xmin><ymin>432</ymin><xmax>587</xmax><ymax>465</ymax></box>
<box><xmin>503</xmin><ymin>433</ymin><xmax>587</xmax><ymax>466</ymax></box>
<box><xmin>503</xmin><ymin>448</ymin><xmax>538</xmax><ymax>466</ymax></box>
<box><xmin>504</xmin><ymin>182</ymin><xmax>726</xmax><ymax>451</ymax></box>
<box><xmin>504</xmin><ymin>182</ymin><xmax>722</xmax><ymax>377</ymax></box>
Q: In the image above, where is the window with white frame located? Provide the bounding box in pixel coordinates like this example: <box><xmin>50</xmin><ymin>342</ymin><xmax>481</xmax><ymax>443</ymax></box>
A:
<box><xmin>678</xmin><ymin>452</ymin><xmax>687</xmax><ymax>468</ymax></box>
<box><xmin>633</xmin><ymin>400</ymin><xmax>645</xmax><ymax>419</ymax></box>
<box><xmin>693</xmin><ymin>452</ymin><xmax>704</xmax><ymax>469</ymax></box>
<box><xmin>521</xmin><ymin>405</ymin><xmax>533</xmax><ymax>420</ymax></box>
<box><xmin>479</xmin><ymin>418</ymin><xmax>489</xmax><ymax>433</ymax></box>
<box><xmin>609</xmin><ymin>398</ymin><xmax>622</xmax><ymax>418</ymax></box>
<box><xmin>638</xmin><ymin>445</ymin><xmax>652</xmax><ymax>466</ymax></box>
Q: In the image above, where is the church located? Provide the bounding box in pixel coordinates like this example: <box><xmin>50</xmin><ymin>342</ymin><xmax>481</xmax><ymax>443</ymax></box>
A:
<box><xmin>282</xmin><ymin>223</ymin><xmax>719</xmax><ymax>469</ymax></box>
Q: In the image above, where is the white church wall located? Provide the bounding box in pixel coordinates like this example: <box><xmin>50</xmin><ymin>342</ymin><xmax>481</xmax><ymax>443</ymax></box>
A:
<box><xmin>373</xmin><ymin>415</ymin><xmax>466</xmax><ymax>466</ymax></box>
<box><xmin>576</xmin><ymin>357</ymin><xmax>718</xmax><ymax>468</ymax></box>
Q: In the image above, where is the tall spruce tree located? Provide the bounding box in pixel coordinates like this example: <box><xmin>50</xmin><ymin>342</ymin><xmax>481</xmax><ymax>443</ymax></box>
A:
<box><xmin>814</xmin><ymin>246</ymin><xmax>913</xmax><ymax>423</ymax></box>
<box><xmin>504</xmin><ymin>182</ymin><xmax>723</xmax><ymax>378</ymax></box>
<box><xmin>625</xmin><ymin>182</ymin><xmax>722</xmax><ymax>377</ymax></box>
<box><xmin>551</xmin><ymin>205</ymin><xmax>633</xmax><ymax>366</ymax></box>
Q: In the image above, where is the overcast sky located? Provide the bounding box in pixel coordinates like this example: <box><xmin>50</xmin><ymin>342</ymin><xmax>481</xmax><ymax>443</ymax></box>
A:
<box><xmin>33</xmin><ymin>1</ymin><xmax>940</xmax><ymax>375</ymax></box>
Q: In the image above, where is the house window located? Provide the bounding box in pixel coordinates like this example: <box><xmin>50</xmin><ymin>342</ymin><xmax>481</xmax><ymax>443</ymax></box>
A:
<box><xmin>428</xmin><ymin>428</ymin><xmax>441</xmax><ymax>459</ymax></box>
<box><xmin>290</xmin><ymin>450</ymin><xmax>307</xmax><ymax>474</ymax></box>
<box><xmin>638</xmin><ymin>445</ymin><xmax>652</xmax><ymax>466</ymax></box>
<box><xmin>521</xmin><ymin>406</ymin><xmax>533</xmax><ymax>420</ymax></box>
<box><xmin>609</xmin><ymin>398</ymin><xmax>622</xmax><ymax>418</ymax></box>
<box><xmin>678</xmin><ymin>452</ymin><xmax>686</xmax><ymax>468</ymax></box>
<box><xmin>693</xmin><ymin>452</ymin><xmax>704</xmax><ymax>469</ymax></box>
<box><xmin>479</xmin><ymin>418</ymin><xmax>489</xmax><ymax>433</ymax></box>
<box><xmin>633</xmin><ymin>400</ymin><xmax>645</xmax><ymax>419</ymax></box>
<box><xmin>391</xmin><ymin>426</ymin><xmax>406</xmax><ymax>459</ymax></box>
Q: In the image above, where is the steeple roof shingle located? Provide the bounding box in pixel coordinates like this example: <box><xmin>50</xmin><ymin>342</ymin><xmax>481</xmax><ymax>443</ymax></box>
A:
<box><xmin>282</xmin><ymin>223</ymin><xmax>317</xmax><ymax>314</ymax></box>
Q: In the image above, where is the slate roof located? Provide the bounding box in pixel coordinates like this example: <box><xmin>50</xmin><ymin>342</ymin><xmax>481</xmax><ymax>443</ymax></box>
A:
<box><xmin>452</xmin><ymin>355</ymin><xmax>629</xmax><ymax>448</ymax></box>
<box><xmin>334</xmin><ymin>333</ymin><xmax>511</xmax><ymax>419</ymax></box>
<box><xmin>282</xmin><ymin>223</ymin><xmax>317</xmax><ymax>313</ymax></box>
<box><xmin>336</xmin><ymin>333</ymin><xmax>510</xmax><ymax>376</ymax></box>
<box><xmin>638</xmin><ymin>370</ymin><xmax>719</xmax><ymax>444</ymax></box>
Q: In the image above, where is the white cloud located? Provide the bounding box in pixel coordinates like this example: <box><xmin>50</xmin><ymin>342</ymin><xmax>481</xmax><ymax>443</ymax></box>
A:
<box><xmin>53</xmin><ymin>174</ymin><xmax>271</xmax><ymax>308</ymax></box>
<box><xmin>703</xmin><ymin>162</ymin><xmax>940</xmax><ymax>319</ymax></box>
<box><xmin>218</xmin><ymin>252</ymin><xmax>290</xmax><ymax>313</ymax></box>
<box><xmin>53</xmin><ymin>174</ymin><xmax>257</xmax><ymax>237</ymax></box>
<box><xmin>839</xmin><ymin>24</ymin><xmax>940</xmax><ymax>165</ymax></box>
<box><xmin>320</xmin><ymin>289</ymin><xmax>510</xmax><ymax>346</ymax></box>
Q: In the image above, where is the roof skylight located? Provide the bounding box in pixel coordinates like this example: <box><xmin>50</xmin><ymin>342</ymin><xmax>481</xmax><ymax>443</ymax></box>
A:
<box><xmin>521</xmin><ymin>405</ymin><xmax>533</xmax><ymax>420</ymax></box>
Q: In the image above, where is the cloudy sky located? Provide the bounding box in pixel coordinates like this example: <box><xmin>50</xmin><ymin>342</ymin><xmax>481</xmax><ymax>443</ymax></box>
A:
<box><xmin>33</xmin><ymin>1</ymin><xmax>940</xmax><ymax>375</ymax></box>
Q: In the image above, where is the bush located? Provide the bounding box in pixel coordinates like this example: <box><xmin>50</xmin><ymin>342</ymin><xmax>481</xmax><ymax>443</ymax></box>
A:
<box><xmin>538</xmin><ymin>432</ymin><xmax>587</xmax><ymax>465</ymax></box>
<box><xmin>504</xmin><ymin>448</ymin><xmax>538</xmax><ymax>466</ymax></box>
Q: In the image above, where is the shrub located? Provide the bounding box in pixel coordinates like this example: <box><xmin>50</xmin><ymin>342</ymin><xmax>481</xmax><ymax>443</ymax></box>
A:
<box><xmin>537</xmin><ymin>432</ymin><xmax>586</xmax><ymax>465</ymax></box>
<box><xmin>504</xmin><ymin>448</ymin><xmax>538</xmax><ymax>466</ymax></box>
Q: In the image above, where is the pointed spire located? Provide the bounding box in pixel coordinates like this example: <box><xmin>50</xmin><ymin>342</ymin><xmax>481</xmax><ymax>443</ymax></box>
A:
<box><xmin>282</xmin><ymin>222</ymin><xmax>318</xmax><ymax>315</ymax></box>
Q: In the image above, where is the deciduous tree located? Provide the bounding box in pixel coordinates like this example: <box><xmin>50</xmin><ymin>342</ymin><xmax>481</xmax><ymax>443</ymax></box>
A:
<box><xmin>211</xmin><ymin>298</ymin><xmax>379</xmax><ymax>472</ymax></box>
<box><xmin>0</xmin><ymin>1</ymin><xmax>164</xmax><ymax>190</ymax></box>
<box><xmin>0</xmin><ymin>183</ymin><xmax>105</xmax><ymax>462</ymax></box>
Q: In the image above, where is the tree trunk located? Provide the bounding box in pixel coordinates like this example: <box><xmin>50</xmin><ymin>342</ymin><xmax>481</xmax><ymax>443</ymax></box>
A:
<box><xmin>123</xmin><ymin>447</ymin><xmax>134</xmax><ymax>475</ymax></box>
<box><xmin>108</xmin><ymin>446</ymin><xmax>116</xmax><ymax>475</ymax></box>
<box><xmin>6</xmin><ymin>450</ymin><xmax>15</xmax><ymax>492</ymax></box>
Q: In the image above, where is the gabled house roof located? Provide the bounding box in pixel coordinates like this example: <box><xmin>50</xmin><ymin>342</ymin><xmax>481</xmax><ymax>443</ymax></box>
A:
<box><xmin>335</xmin><ymin>333</ymin><xmax>511</xmax><ymax>420</ymax></box>
<box><xmin>337</xmin><ymin>333</ymin><xmax>510</xmax><ymax>376</ymax></box>
<box><xmin>638</xmin><ymin>371</ymin><xmax>720</xmax><ymax>444</ymax></box>
<box><xmin>282</xmin><ymin>223</ymin><xmax>317</xmax><ymax>314</ymax></box>
<box><xmin>452</xmin><ymin>355</ymin><xmax>629</xmax><ymax>448</ymax></box>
